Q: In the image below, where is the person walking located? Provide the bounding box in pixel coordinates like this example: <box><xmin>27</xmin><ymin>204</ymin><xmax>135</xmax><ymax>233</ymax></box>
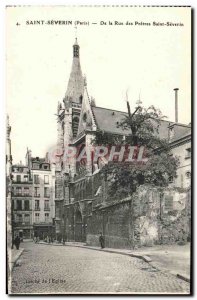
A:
<box><xmin>14</xmin><ymin>235</ymin><xmax>21</xmax><ymax>250</ymax></box>
<box><xmin>99</xmin><ymin>232</ymin><xmax>105</xmax><ymax>249</ymax></box>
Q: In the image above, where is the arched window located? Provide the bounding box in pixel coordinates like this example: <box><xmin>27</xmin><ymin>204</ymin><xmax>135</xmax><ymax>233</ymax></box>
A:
<box><xmin>79</xmin><ymin>95</ymin><xmax>83</xmax><ymax>104</ymax></box>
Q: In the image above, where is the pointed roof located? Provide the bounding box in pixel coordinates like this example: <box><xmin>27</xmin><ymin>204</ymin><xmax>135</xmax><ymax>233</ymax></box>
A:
<box><xmin>77</xmin><ymin>86</ymin><xmax>97</xmax><ymax>136</ymax></box>
<box><xmin>64</xmin><ymin>39</ymin><xmax>84</xmax><ymax>104</ymax></box>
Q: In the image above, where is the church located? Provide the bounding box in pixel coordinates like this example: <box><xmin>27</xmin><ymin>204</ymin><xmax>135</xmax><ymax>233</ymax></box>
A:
<box><xmin>53</xmin><ymin>38</ymin><xmax>191</xmax><ymax>248</ymax></box>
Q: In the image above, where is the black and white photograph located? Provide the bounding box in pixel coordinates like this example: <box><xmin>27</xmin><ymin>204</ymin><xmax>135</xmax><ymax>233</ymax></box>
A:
<box><xmin>6</xmin><ymin>5</ymin><xmax>192</xmax><ymax>295</ymax></box>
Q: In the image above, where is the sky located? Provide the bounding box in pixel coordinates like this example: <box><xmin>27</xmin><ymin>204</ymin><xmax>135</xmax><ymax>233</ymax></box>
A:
<box><xmin>6</xmin><ymin>6</ymin><xmax>191</xmax><ymax>164</ymax></box>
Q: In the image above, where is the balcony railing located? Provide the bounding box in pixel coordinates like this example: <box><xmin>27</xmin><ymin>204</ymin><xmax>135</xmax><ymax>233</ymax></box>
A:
<box><xmin>14</xmin><ymin>208</ymin><xmax>31</xmax><ymax>211</ymax></box>
<box><xmin>12</xmin><ymin>181</ymin><xmax>32</xmax><ymax>184</ymax></box>
<box><xmin>44</xmin><ymin>207</ymin><xmax>50</xmax><ymax>211</ymax></box>
<box><xmin>13</xmin><ymin>194</ymin><xmax>31</xmax><ymax>197</ymax></box>
<box><xmin>35</xmin><ymin>207</ymin><xmax>40</xmax><ymax>211</ymax></box>
<box><xmin>34</xmin><ymin>194</ymin><xmax>40</xmax><ymax>197</ymax></box>
<box><xmin>14</xmin><ymin>221</ymin><xmax>31</xmax><ymax>226</ymax></box>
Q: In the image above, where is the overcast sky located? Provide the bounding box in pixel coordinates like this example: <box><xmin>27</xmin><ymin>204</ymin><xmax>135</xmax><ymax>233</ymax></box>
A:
<box><xmin>6</xmin><ymin>6</ymin><xmax>191</xmax><ymax>164</ymax></box>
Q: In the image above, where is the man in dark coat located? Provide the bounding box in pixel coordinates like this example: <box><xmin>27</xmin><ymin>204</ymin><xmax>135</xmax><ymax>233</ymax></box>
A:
<box><xmin>14</xmin><ymin>235</ymin><xmax>21</xmax><ymax>250</ymax></box>
<box><xmin>99</xmin><ymin>232</ymin><xmax>105</xmax><ymax>249</ymax></box>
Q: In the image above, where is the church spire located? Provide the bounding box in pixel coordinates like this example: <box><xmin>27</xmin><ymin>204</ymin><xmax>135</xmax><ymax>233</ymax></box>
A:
<box><xmin>73</xmin><ymin>38</ymin><xmax>79</xmax><ymax>58</ymax></box>
<box><xmin>64</xmin><ymin>38</ymin><xmax>84</xmax><ymax>105</ymax></box>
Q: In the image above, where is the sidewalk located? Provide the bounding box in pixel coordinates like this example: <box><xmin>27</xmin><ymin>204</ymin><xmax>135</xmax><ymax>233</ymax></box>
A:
<box><xmin>39</xmin><ymin>241</ymin><xmax>190</xmax><ymax>282</ymax></box>
<box><xmin>9</xmin><ymin>248</ymin><xmax>24</xmax><ymax>272</ymax></box>
<box><xmin>132</xmin><ymin>244</ymin><xmax>190</xmax><ymax>282</ymax></box>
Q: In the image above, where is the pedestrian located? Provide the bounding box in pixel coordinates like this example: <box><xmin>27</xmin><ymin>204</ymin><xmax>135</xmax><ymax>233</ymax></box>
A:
<box><xmin>99</xmin><ymin>232</ymin><xmax>105</xmax><ymax>249</ymax></box>
<box><xmin>14</xmin><ymin>235</ymin><xmax>21</xmax><ymax>250</ymax></box>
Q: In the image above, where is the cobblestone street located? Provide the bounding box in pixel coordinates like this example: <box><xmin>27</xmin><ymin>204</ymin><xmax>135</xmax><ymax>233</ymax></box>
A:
<box><xmin>11</xmin><ymin>242</ymin><xmax>190</xmax><ymax>294</ymax></box>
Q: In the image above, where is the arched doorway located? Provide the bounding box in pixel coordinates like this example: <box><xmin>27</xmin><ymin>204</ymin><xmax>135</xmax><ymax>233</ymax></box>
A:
<box><xmin>75</xmin><ymin>210</ymin><xmax>83</xmax><ymax>242</ymax></box>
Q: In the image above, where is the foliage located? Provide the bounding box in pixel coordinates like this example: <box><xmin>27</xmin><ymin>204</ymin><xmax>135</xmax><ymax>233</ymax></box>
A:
<box><xmin>94</xmin><ymin>103</ymin><xmax>179</xmax><ymax>198</ymax></box>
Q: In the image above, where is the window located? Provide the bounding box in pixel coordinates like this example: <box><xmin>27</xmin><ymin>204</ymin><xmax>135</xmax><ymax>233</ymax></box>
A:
<box><xmin>164</xmin><ymin>195</ymin><xmax>174</xmax><ymax>211</ymax></box>
<box><xmin>35</xmin><ymin>213</ymin><xmax>39</xmax><ymax>223</ymax></box>
<box><xmin>185</xmin><ymin>148</ymin><xmax>191</xmax><ymax>159</ymax></box>
<box><xmin>45</xmin><ymin>213</ymin><xmax>49</xmax><ymax>222</ymax></box>
<box><xmin>16</xmin><ymin>187</ymin><xmax>22</xmax><ymax>196</ymax></box>
<box><xmin>34</xmin><ymin>174</ymin><xmax>40</xmax><ymax>184</ymax></box>
<box><xmin>34</xmin><ymin>187</ymin><xmax>40</xmax><ymax>197</ymax></box>
<box><xmin>16</xmin><ymin>200</ymin><xmax>22</xmax><ymax>210</ymax></box>
<box><xmin>24</xmin><ymin>175</ymin><xmax>28</xmax><ymax>182</ymax></box>
<box><xmin>186</xmin><ymin>171</ymin><xmax>191</xmax><ymax>179</ymax></box>
<box><xmin>44</xmin><ymin>175</ymin><xmax>49</xmax><ymax>184</ymax></box>
<box><xmin>33</xmin><ymin>163</ymin><xmax>39</xmax><ymax>169</ymax></box>
<box><xmin>16</xmin><ymin>175</ymin><xmax>21</xmax><ymax>182</ymax></box>
<box><xmin>24</xmin><ymin>200</ymin><xmax>29</xmax><ymax>210</ymax></box>
<box><xmin>24</xmin><ymin>214</ymin><xmax>30</xmax><ymax>224</ymax></box>
<box><xmin>43</xmin><ymin>165</ymin><xmax>48</xmax><ymax>170</ymax></box>
<box><xmin>35</xmin><ymin>200</ymin><xmax>40</xmax><ymax>210</ymax></box>
<box><xmin>17</xmin><ymin>214</ymin><xmax>22</xmax><ymax>223</ymax></box>
<box><xmin>44</xmin><ymin>200</ymin><xmax>49</xmax><ymax>210</ymax></box>
<box><xmin>44</xmin><ymin>187</ymin><xmax>50</xmax><ymax>198</ymax></box>
<box><xmin>83</xmin><ymin>113</ymin><xmax>87</xmax><ymax>122</ymax></box>
<box><xmin>169</xmin><ymin>176</ymin><xmax>174</xmax><ymax>183</ymax></box>
<box><xmin>24</xmin><ymin>187</ymin><xmax>29</xmax><ymax>196</ymax></box>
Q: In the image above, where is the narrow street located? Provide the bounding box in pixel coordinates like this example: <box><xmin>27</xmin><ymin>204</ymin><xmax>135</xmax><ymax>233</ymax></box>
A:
<box><xmin>11</xmin><ymin>242</ymin><xmax>190</xmax><ymax>294</ymax></box>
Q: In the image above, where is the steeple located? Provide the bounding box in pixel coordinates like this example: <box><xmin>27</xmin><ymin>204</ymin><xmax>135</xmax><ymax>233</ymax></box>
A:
<box><xmin>64</xmin><ymin>38</ymin><xmax>84</xmax><ymax>105</ymax></box>
<box><xmin>73</xmin><ymin>38</ymin><xmax>79</xmax><ymax>58</ymax></box>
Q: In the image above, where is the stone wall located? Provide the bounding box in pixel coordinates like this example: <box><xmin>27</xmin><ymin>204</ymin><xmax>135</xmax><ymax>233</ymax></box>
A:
<box><xmin>86</xmin><ymin>185</ymin><xmax>191</xmax><ymax>249</ymax></box>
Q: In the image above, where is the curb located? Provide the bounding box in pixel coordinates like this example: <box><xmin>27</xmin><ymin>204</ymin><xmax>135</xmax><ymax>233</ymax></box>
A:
<box><xmin>38</xmin><ymin>242</ymin><xmax>152</xmax><ymax>264</ymax></box>
<box><xmin>176</xmin><ymin>273</ymin><xmax>190</xmax><ymax>283</ymax></box>
<box><xmin>10</xmin><ymin>248</ymin><xmax>24</xmax><ymax>271</ymax></box>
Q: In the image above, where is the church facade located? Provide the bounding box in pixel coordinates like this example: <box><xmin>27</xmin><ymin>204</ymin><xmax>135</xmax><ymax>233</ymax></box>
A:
<box><xmin>53</xmin><ymin>39</ymin><xmax>191</xmax><ymax>248</ymax></box>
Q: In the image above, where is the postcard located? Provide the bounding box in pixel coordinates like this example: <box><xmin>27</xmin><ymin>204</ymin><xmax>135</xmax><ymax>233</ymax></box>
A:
<box><xmin>6</xmin><ymin>5</ymin><xmax>192</xmax><ymax>295</ymax></box>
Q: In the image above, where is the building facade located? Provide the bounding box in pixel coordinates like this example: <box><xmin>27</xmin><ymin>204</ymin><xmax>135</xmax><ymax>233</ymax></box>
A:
<box><xmin>26</xmin><ymin>152</ymin><xmax>56</xmax><ymax>239</ymax></box>
<box><xmin>168</xmin><ymin>123</ymin><xmax>191</xmax><ymax>189</ymax></box>
<box><xmin>11</xmin><ymin>151</ymin><xmax>56</xmax><ymax>240</ymax></box>
<box><xmin>12</xmin><ymin>164</ymin><xmax>33</xmax><ymax>240</ymax></box>
<box><xmin>6</xmin><ymin>116</ymin><xmax>13</xmax><ymax>248</ymax></box>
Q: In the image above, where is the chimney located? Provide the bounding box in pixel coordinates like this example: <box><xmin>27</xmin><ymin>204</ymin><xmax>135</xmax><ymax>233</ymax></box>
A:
<box><xmin>174</xmin><ymin>88</ymin><xmax>179</xmax><ymax>123</ymax></box>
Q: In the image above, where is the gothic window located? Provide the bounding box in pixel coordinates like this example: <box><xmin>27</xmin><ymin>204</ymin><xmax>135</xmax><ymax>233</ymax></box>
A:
<box><xmin>164</xmin><ymin>195</ymin><xmax>174</xmax><ymax>211</ymax></box>
<box><xmin>79</xmin><ymin>95</ymin><xmax>83</xmax><ymax>104</ymax></box>
<box><xmin>74</xmin><ymin>47</ymin><xmax>79</xmax><ymax>57</ymax></box>
<box><xmin>83</xmin><ymin>113</ymin><xmax>87</xmax><ymax>122</ymax></box>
